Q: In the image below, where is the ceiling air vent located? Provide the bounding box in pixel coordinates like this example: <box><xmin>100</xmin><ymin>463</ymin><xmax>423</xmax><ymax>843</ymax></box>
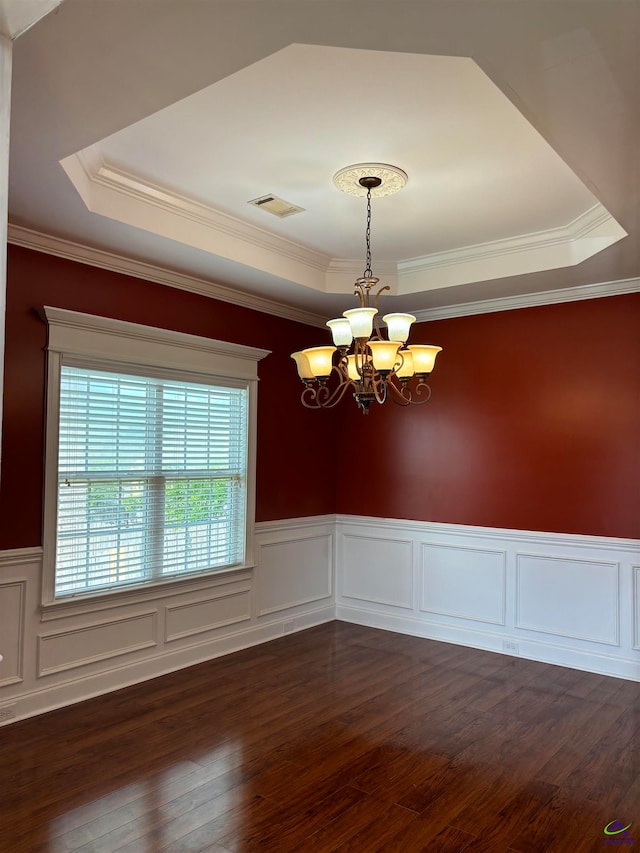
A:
<box><xmin>248</xmin><ymin>194</ymin><xmax>305</xmax><ymax>218</ymax></box>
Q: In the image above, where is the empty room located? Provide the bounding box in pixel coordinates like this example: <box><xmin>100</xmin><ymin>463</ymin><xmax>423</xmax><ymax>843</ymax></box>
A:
<box><xmin>0</xmin><ymin>1</ymin><xmax>639</xmax><ymax>851</ymax></box>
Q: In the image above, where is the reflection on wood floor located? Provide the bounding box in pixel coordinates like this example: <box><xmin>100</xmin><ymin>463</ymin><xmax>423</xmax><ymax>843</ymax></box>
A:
<box><xmin>1</xmin><ymin>621</ymin><xmax>639</xmax><ymax>852</ymax></box>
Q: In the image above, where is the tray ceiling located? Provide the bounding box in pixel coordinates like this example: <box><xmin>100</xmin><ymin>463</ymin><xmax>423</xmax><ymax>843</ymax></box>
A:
<box><xmin>7</xmin><ymin>1</ymin><xmax>640</xmax><ymax>319</ymax></box>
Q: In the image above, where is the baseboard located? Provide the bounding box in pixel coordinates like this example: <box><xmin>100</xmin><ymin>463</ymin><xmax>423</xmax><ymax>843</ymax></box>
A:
<box><xmin>336</xmin><ymin>604</ymin><xmax>640</xmax><ymax>681</ymax></box>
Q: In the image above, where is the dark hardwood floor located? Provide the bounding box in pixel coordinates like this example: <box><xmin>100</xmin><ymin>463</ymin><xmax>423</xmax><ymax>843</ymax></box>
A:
<box><xmin>1</xmin><ymin>621</ymin><xmax>639</xmax><ymax>852</ymax></box>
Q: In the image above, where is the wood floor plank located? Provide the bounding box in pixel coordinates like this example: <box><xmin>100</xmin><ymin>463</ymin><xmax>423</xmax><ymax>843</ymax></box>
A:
<box><xmin>211</xmin><ymin>784</ymin><xmax>369</xmax><ymax>852</ymax></box>
<box><xmin>508</xmin><ymin>788</ymin><xmax>610</xmax><ymax>853</ymax></box>
<box><xmin>298</xmin><ymin>796</ymin><xmax>416</xmax><ymax>851</ymax></box>
<box><xmin>451</xmin><ymin>779</ymin><xmax>558</xmax><ymax>851</ymax></box>
<box><xmin>1</xmin><ymin>621</ymin><xmax>638</xmax><ymax>853</ymax></box>
<box><xmin>378</xmin><ymin>819</ymin><xmax>477</xmax><ymax>852</ymax></box>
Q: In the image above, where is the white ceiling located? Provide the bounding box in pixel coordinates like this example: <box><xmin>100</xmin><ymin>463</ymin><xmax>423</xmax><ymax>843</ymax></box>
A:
<box><xmin>7</xmin><ymin>0</ymin><xmax>640</xmax><ymax>320</ymax></box>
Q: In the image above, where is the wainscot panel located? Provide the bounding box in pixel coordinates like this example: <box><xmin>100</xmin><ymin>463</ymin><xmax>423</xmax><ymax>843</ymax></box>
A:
<box><xmin>165</xmin><ymin>586</ymin><xmax>252</xmax><ymax>643</ymax></box>
<box><xmin>255</xmin><ymin>522</ymin><xmax>333</xmax><ymax>616</ymax></box>
<box><xmin>335</xmin><ymin>515</ymin><xmax>640</xmax><ymax>682</ymax></box>
<box><xmin>634</xmin><ymin>566</ymin><xmax>640</xmax><ymax>651</ymax></box>
<box><xmin>0</xmin><ymin>579</ymin><xmax>26</xmax><ymax>685</ymax></box>
<box><xmin>421</xmin><ymin>543</ymin><xmax>506</xmax><ymax>625</ymax></box>
<box><xmin>515</xmin><ymin>553</ymin><xmax>619</xmax><ymax>645</ymax></box>
<box><xmin>341</xmin><ymin>533</ymin><xmax>413</xmax><ymax>609</ymax></box>
<box><xmin>38</xmin><ymin>612</ymin><xmax>158</xmax><ymax>676</ymax></box>
<box><xmin>0</xmin><ymin>516</ymin><xmax>335</xmax><ymax>724</ymax></box>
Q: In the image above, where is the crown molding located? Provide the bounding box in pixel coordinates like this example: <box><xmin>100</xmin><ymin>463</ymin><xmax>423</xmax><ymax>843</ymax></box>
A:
<box><xmin>412</xmin><ymin>276</ymin><xmax>640</xmax><ymax>323</ymax></box>
<box><xmin>7</xmin><ymin>224</ymin><xmax>328</xmax><ymax>328</ymax></box>
<box><xmin>59</xmin><ymin>154</ymin><xmax>627</xmax><ymax>299</ymax></box>
<box><xmin>59</xmin><ymin>152</ymin><xmax>331</xmax><ymax>293</ymax></box>
<box><xmin>325</xmin><ymin>258</ymin><xmax>397</xmax><ymax>277</ymax></box>
<box><xmin>92</xmin><ymin>160</ymin><xmax>329</xmax><ymax>272</ymax></box>
<box><xmin>399</xmin><ymin>205</ymin><xmax>620</xmax><ymax>277</ymax></box>
<box><xmin>9</xmin><ymin>224</ymin><xmax>637</xmax><ymax>328</ymax></box>
<box><xmin>0</xmin><ymin>0</ymin><xmax>62</xmax><ymax>39</ymax></box>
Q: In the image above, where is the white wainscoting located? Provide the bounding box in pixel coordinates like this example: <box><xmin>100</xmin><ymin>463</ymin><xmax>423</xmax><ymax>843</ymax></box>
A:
<box><xmin>0</xmin><ymin>516</ymin><xmax>335</xmax><ymax>725</ymax></box>
<box><xmin>2</xmin><ymin>513</ymin><xmax>639</xmax><ymax>724</ymax></box>
<box><xmin>335</xmin><ymin>515</ymin><xmax>640</xmax><ymax>682</ymax></box>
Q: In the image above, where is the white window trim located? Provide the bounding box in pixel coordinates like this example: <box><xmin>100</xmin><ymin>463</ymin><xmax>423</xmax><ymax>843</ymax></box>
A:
<box><xmin>42</xmin><ymin>306</ymin><xmax>270</xmax><ymax>611</ymax></box>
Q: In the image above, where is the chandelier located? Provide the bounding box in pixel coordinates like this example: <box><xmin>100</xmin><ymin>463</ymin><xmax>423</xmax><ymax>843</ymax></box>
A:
<box><xmin>291</xmin><ymin>164</ymin><xmax>442</xmax><ymax>414</ymax></box>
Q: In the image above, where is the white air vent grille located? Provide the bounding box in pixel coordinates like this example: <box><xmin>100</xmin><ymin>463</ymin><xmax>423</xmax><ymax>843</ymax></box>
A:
<box><xmin>248</xmin><ymin>194</ymin><xmax>305</xmax><ymax>218</ymax></box>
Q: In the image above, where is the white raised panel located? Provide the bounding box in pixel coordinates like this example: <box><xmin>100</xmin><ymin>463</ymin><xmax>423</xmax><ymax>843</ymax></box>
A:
<box><xmin>38</xmin><ymin>611</ymin><xmax>157</xmax><ymax>676</ymax></box>
<box><xmin>257</xmin><ymin>534</ymin><xmax>332</xmax><ymax>616</ymax></box>
<box><xmin>0</xmin><ymin>580</ymin><xmax>25</xmax><ymax>685</ymax></box>
<box><xmin>633</xmin><ymin>566</ymin><xmax>640</xmax><ymax>651</ymax></box>
<box><xmin>341</xmin><ymin>534</ymin><xmax>413</xmax><ymax>609</ymax></box>
<box><xmin>516</xmin><ymin>554</ymin><xmax>619</xmax><ymax>645</ymax></box>
<box><xmin>165</xmin><ymin>588</ymin><xmax>251</xmax><ymax>642</ymax></box>
<box><xmin>420</xmin><ymin>543</ymin><xmax>506</xmax><ymax>625</ymax></box>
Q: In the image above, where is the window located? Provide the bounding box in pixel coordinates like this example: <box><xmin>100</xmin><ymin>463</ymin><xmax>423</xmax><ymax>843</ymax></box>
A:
<box><xmin>43</xmin><ymin>307</ymin><xmax>268</xmax><ymax>604</ymax></box>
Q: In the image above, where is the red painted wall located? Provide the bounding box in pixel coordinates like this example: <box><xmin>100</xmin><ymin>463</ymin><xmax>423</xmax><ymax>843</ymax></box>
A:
<box><xmin>1</xmin><ymin>245</ymin><xmax>339</xmax><ymax>549</ymax></box>
<box><xmin>3</xmin><ymin>246</ymin><xmax>639</xmax><ymax>546</ymax></box>
<box><xmin>335</xmin><ymin>294</ymin><xmax>640</xmax><ymax>539</ymax></box>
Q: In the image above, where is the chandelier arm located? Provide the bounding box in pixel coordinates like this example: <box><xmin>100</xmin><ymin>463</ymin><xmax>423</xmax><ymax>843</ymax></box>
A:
<box><xmin>300</xmin><ymin>375</ymin><xmax>355</xmax><ymax>409</ymax></box>
<box><xmin>371</xmin><ymin>316</ymin><xmax>384</xmax><ymax>342</ymax></box>
<box><xmin>412</xmin><ymin>380</ymin><xmax>433</xmax><ymax>404</ymax></box>
<box><xmin>369</xmin><ymin>284</ymin><xmax>391</xmax><ymax>340</ymax></box>
<box><xmin>336</xmin><ymin>355</ymin><xmax>350</xmax><ymax>381</ymax></box>
<box><xmin>317</xmin><ymin>376</ymin><xmax>355</xmax><ymax>409</ymax></box>
<box><xmin>371</xmin><ymin>372</ymin><xmax>387</xmax><ymax>405</ymax></box>
<box><xmin>354</xmin><ymin>339</ymin><xmax>368</xmax><ymax>377</ymax></box>
<box><xmin>386</xmin><ymin>377</ymin><xmax>412</xmax><ymax>406</ymax></box>
<box><xmin>372</xmin><ymin>284</ymin><xmax>391</xmax><ymax>313</ymax></box>
<box><xmin>386</xmin><ymin>377</ymin><xmax>433</xmax><ymax>406</ymax></box>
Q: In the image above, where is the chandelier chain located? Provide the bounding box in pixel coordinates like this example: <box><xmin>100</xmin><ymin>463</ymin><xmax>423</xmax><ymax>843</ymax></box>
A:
<box><xmin>364</xmin><ymin>187</ymin><xmax>373</xmax><ymax>278</ymax></box>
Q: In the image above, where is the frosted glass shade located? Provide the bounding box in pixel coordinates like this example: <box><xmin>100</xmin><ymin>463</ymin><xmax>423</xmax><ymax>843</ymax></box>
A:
<box><xmin>326</xmin><ymin>317</ymin><xmax>353</xmax><ymax>347</ymax></box>
<box><xmin>395</xmin><ymin>348</ymin><xmax>414</xmax><ymax>379</ymax></box>
<box><xmin>291</xmin><ymin>350</ymin><xmax>314</xmax><ymax>380</ymax></box>
<box><xmin>346</xmin><ymin>355</ymin><xmax>361</xmax><ymax>381</ymax></box>
<box><xmin>383</xmin><ymin>312</ymin><xmax>416</xmax><ymax>343</ymax></box>
<box><xmin>408</xmin><ymin>344</ymin><xmax>442</xmax><ymax>375</ymax></box>
<box><xmin>302</xmin><ymin>345</ymin><xmax>336</xmax><ymax>379</ymax></box>
<box><xmin>368</xmin><ymin>340</ymin><xmax>401</xmax><ymax>374</ymax></box>
<box><xmin>343</xmin><ymin>307</ymin><xmax>377</xmax><ymax>339</ymax></box>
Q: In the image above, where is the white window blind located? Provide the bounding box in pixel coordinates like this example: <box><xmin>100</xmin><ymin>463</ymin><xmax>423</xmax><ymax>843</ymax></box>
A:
<box><xmin>55</xmin><ymin>364</ymin><xmax>248</xmax><ymax>598</ymax></box>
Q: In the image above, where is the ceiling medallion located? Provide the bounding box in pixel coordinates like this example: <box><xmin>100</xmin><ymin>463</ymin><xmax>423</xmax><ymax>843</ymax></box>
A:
<box><xmin>332</xmin><ymin>162</ymin><xmax>408</xmax><ymax>198</ymax></box>
<box><xmin>291</xmin><ymin>166</ymin><xmax>442</xmax><ymax>414</ymax></box>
